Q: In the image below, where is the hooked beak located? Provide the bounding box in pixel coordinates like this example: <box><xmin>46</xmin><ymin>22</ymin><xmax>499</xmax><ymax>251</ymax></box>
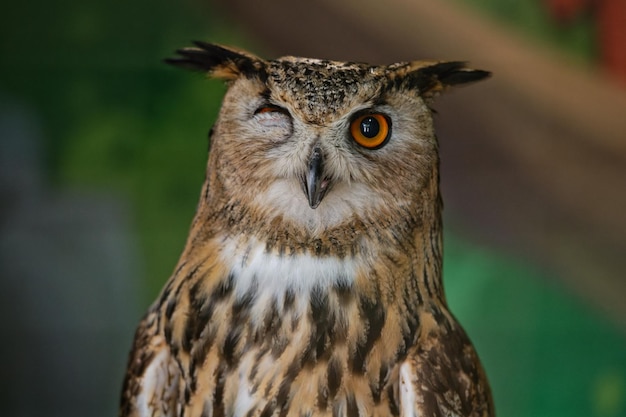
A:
<box><xmin>303</xmin><ymin>146</ymin><xmax>331</xmax><ymax>209</ymax></box>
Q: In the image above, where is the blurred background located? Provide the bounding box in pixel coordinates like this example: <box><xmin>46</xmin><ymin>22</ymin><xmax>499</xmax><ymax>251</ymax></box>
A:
<box><xmin>1</xmin><ymin>0</ymin><xmax>625</xmax><ymax>416</ymax></box>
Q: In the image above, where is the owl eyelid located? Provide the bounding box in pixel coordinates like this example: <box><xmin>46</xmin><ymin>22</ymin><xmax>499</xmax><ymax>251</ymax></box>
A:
<box><xmin>253</xmin><ymin>103</ymin><xmax>293</xmax><ymax>132</ymax></box>
<box><xmin>254</xmin><ymin>104</ymin><xmax>290</xmax><ymax>117</ymax></box>
<box><xmin>350</xmin><ymin>108</ymin><xmax>391</xmax><ymax>120</ymax></box>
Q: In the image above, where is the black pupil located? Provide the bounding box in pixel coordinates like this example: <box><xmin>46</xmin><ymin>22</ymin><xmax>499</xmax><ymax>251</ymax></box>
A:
<box><xmin>360</xmin><ymin>116</ymin><xmax>380</xmax><ymax>138</ymax></box>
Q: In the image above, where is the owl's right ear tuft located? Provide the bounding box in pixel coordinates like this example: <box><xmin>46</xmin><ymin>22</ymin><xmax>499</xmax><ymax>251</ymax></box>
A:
<box><xmin>392</xmin><ymin>61</ymin><xmax>490</xmax><ymax>98</ymax></box>
<box><xmin>164</xmin><ymin>41</ymin><xmax>265</xmax><ymax>80</ymax></box>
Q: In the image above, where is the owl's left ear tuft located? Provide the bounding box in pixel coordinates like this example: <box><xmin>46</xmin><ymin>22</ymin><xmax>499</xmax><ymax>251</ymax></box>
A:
<box><xmin>399</xmin><ymin>61</ymin><xmax>490</xmax><ymax>97</ymax></box>
<box><xmin>164</xmin><ymin>41</ymin><xmax>265</xmax><ymax>80</ymax></box>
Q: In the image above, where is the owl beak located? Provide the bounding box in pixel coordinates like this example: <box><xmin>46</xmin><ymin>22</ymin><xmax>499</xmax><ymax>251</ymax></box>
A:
<box><xmin>304</xmin><ymin>146</ymin><xmax>330</xmax><ymax>209</ymax></box>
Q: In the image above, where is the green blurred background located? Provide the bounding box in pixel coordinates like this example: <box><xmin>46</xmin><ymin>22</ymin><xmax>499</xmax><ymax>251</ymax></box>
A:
<box><xmin>1</xmin><ymin>0</ymin><xmax>625</xmax><ymax>416</ymax></box>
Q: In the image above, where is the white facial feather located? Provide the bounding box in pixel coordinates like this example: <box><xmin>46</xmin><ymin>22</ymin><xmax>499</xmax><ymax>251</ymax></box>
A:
<box><xmin>252</xmin><ymin>178</ymin><xmax>384</xmax><ymax>233</ymax></box>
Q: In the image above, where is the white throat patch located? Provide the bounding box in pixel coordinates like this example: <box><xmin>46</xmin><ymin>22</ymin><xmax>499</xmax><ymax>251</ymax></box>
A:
<box><xmin>220</xmin><ymin>237</ymin><xmax>358</xmax><ymax>298</ymax></box>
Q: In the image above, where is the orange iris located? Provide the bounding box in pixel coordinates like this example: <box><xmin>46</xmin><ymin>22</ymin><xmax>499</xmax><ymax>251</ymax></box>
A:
<box><xmin>349</xmin><ymin>113</ymin><xmax>390</xmax><ymax>149</ymax></box>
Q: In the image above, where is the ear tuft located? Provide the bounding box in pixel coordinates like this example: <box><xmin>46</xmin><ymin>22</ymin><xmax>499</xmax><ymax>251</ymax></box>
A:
<box><xmin>396</xmin><ymin>61</ymin><xmax>490</xmax><ymax>96</ymax></box>
<box><xmin>164</xmin><ymin>41</ymin><xmax>265</xmax><ymax>80</ymax></box>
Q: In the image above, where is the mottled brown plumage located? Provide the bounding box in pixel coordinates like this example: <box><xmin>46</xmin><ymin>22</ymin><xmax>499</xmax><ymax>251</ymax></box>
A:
<box><xmin>120</xmin><ymin>42</ymin><xmax>493</xmax><ymax>417</ymax></box>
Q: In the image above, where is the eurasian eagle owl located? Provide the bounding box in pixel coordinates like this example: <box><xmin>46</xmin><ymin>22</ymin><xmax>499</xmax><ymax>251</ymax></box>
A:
<box><xmin>120</xmin><ymin>42</ymin><xmax>493</xmax><ymax>417</ymax></box>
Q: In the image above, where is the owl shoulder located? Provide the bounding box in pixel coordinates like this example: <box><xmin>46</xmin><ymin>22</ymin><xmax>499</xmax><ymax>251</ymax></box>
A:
<box><xmin>119</xmin><ymin>308</ymin><xmax>181</xmax><ymax>417</ymax></box>
<box><xmin>399</xmin><ymin>307</ymin><xmax>494</xmax><ymax>417</ymax></box>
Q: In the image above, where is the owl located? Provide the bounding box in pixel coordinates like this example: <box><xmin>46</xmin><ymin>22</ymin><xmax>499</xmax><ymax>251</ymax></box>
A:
<box><xmin>120</xmin><ymin>42</ymin><xmax>493</xmax><ymax>417</ymax></box>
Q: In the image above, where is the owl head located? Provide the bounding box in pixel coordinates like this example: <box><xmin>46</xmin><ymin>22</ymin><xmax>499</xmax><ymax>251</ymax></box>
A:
<box><xmin>167</xmin><ymin>42</ymin><xmax>489</xmax><ymax>236</ymax></box>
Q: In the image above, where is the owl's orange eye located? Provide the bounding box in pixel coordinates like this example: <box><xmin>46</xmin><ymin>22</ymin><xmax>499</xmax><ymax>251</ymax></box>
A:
<box><xmin>350</xmin><ymin>113</ymin><xmax>391</xmax><ymax>149</ymax></box>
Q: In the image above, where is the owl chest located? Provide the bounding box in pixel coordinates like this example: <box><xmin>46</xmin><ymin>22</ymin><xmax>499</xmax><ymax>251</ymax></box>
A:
<box><xmin>172</xmin><ymin>243</ymin><xmax>416</xmax><ymax>417</ymax></box>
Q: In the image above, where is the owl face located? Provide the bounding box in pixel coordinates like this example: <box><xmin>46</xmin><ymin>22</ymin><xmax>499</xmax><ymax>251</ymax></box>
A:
<box><xmin>167</xmin><ymin>43</ymin><xmax>489</xmax><ymax>234</ymax></box>
<box><xmin>211</xmin><ymin>61</ymin><xmax>442</xmax><ymax>233</ymax></box>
